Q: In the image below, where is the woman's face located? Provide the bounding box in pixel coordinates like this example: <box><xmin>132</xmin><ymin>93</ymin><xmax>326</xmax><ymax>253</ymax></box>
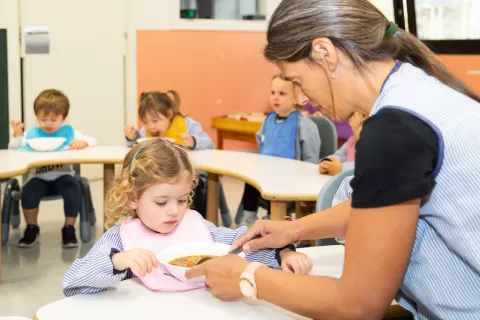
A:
<box><xmin>277</xmin><ymin>60</ymin><xmax>351</xmax><ymax>122</ymax></box>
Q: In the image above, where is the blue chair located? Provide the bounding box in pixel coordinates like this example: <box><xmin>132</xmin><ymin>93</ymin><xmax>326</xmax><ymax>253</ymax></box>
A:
<box><xmin>1</xmin><ymin>164</ymin><xmax>96</xmax><ymax>245</ymax></box>
<box><xmin>315</xmin><ymin>169</ymin><xmax>354</xmax><ymax>246</ymax></box>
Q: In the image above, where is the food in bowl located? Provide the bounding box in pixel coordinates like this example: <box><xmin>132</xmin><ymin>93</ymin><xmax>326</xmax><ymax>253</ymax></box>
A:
<box><xmin>26</xmin><ymin>137</ymin><xmax>66</xmax><ymax>151</ymax></box>
<box><xmin>158</xmin><ymin>242</ymin><xmax>232</xmax><ymax>284</ymax></box>
<box><xmin>169</xmin><ymin>255</ymin><xmax>218</xmax><ymax>268</ymax></box>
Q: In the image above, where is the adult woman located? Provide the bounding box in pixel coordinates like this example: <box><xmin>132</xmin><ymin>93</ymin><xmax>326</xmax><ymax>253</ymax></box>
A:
<box><xmin>186</xmin><ymin>0</ymin><xmax>480</xmax><ymax>319</ymax></box>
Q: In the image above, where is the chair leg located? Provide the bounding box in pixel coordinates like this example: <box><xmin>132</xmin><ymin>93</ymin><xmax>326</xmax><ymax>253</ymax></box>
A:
<box><xmin>2</xmin><ymin>178</ymin><xmax>20</xmax><ymax>246</ymax></box>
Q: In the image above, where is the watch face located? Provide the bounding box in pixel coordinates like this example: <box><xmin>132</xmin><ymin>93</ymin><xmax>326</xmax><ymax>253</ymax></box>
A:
<box><xmin>240</xmin><ymin>279</ymin><xmax>255</xmax><ymax>298</ymax></box>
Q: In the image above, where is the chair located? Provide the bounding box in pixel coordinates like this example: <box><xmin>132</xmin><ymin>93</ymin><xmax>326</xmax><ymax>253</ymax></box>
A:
<box><xmin>1</xmin><ymin>164</ymin><xmax>96</xmax><ymax>245</ymax></box>
<box><xmin>315</xmin><ymin>169</ymin><xmax>354</xmax><ymax>246</ymax></box>
<box><xmin>310</xmin><ymin>116</ymin><xmax>338</xmax><ymax>159</ymax></box>
<box><xmin>236</xmin><ymin>116</ymin><xmax>340</xmax><ymax>224</ymax></box>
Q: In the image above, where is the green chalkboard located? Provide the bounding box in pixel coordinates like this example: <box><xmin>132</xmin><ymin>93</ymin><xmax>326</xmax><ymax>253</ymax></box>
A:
<box><xmin>0</xmin><ymin>29</ymin><xmax>9</xmax><ymax>149</ymax></box>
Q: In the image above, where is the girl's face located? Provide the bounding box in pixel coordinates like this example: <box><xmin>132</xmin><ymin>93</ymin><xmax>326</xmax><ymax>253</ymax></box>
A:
<box><xmin>143</xmin><ymin>111</ymin><xmax>172</xmax><ymax>137</ymax></box>
<box><xmin>270</xmin><ymin>77</ymin><xmax>296</xmax><ymax>116</ymax></box>
<box><xmin>131</xmin><ymin>171</ymin><xmax>192</xmax><ymax>233</ymax></box>
<box><xmin>277</xmin><ymin>60</ymin><xmax>351</xmax><ymax>122</ymax></box>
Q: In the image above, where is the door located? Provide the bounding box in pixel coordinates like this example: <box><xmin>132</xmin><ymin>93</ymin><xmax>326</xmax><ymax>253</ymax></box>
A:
<box><xmin>20</xmin><ymin>0</ymin><xmax>126</xmax><ymax>146</ymax></box>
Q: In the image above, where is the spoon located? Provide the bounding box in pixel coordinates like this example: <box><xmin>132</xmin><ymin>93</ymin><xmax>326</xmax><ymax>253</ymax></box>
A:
<box><xmin>195</xmin><ymin>256</ymin><xmax>213</xmax><ymax>265</ymax></box>
<box><xmin>195</xmin><ymin>236</ymin><xmax>260</xmax><ymax>266</ymax></box>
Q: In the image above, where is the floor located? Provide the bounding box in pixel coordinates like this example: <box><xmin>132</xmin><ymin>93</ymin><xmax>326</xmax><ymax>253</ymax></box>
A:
<box><xmin>0</xmin><ymin>175</ymin><xmax>265</xmax><ymax>318</ymax></box>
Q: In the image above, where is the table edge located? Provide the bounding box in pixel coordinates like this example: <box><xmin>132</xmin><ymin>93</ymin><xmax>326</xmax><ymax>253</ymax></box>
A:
<box><xmin>0</xmin><ymin>158</ymin><xmax>123</xmax><ymax>179</ymax></box>
<box><xmin>197</xmin><ymin>164</ymin><xmax>319</xmax><ymax>201</ymax></box>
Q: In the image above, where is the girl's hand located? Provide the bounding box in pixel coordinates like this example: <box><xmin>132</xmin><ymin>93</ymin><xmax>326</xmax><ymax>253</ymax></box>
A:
<box><xmin>9</xmin><ymin>120</ymin><xmax>24</xmax><ymax>137</ymax></box>
<box><xmin>178</xmin><ymin>133</ymin><xmax>195</xmax><ymax>148</ymax></box>
<box><xmin>111</xmin><ymin>248</ymin><xmax>159</xmax><ymax>277</ymax></box>
<box><xmin>69</xmin><ymin>140</ymin><xmax>89</xmax><ymax>150</ymax></box>
<box><xmin>280</xmin><ymin>250</ymin><xmax>313</xmax><ymax>274</ymax></box>
<box><xmin>319</xmin><ymin>156</ymin><xmax>342</xmax><ymax>175</ymax></box>
<box><xmin>124</xmin><ymin>126</ymin><xmax>137</xmax><ymax>140</ymax></box>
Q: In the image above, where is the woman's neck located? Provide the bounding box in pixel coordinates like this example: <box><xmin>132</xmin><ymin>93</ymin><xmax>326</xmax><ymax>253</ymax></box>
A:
<box><xmin>343</xmin><ymin>60</ymin><xmax>398</xmax><ymax>116</ymax></box>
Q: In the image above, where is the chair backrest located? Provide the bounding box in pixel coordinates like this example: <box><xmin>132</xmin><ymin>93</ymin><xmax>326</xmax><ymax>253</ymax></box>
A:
<box><xmin>309</xmin><ymin>116</ymin><xmax>338</xmax><ymax>159</ymax></box>
<box><xmin>315</xmin><ymin>169</ymin><xmax>354</xmax><ymax>246</ymax></box>
<box><xmin>316</xmin><ymin>169</ymin><xmax>354</xmax><ymax>212</ymax></box>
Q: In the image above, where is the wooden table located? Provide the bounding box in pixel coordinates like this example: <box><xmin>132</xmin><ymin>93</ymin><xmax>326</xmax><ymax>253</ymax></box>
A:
<box><xmin>34</xmin><ymin>246</ymin><xmax>411</xmax><ymax>320</ymax></box>
<box><xmin>190</xmin><ymin>150</ymin><xmax>331</xmax><ymax>225</ymax></box>
<box><xmin>212</xmin><ymin>115</ymin><xmax>351</xmax><ymax>149</ymax></box>
<box><xmin>211</xmin><ymin>116</ymin><xmax>262</xmax><ymax>149</ymax></box>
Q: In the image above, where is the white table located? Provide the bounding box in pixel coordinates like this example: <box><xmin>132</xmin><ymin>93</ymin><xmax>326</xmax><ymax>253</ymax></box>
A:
<box><xmin>0</xmin><ymin>148</ymin><xmax>330</xmax><ymax>280</ymax></box>
<box><xmin>190</xmin><ymin>150</ymin><xmax>331</xmax><ymax>224</ymax></box>
<box><xmin>34</xmin><ymin>246</ymin><xmax>410</xmax><ymax>320</ymax></box>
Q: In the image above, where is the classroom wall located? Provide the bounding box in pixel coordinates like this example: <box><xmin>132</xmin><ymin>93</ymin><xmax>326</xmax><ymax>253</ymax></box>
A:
<box><xmin>133</xmin><ymin>0</ymin><xmax>281</xmax><ymax>150</ymax></box>
<box><xmin>136</xmin><ymin>31</ymin><xmax>276</xmax><ymax>149</ymax></box>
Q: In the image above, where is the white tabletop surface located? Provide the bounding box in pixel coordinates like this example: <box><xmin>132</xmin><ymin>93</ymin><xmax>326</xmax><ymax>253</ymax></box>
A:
<box><xmin>0</xmin><ymin>148</ymin><xmax>330</xmax><ymax>201</ymax></box>
<box><xmin>35</xmin><ymin>246</ymin><xmax>344</xmax><ymax>320</ymax></box>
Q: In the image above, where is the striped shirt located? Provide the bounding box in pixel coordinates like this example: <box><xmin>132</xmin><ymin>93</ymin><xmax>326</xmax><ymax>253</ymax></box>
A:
<box><xmin>370</xmin><ymin>62</ymin><xmax>480</xmax><ymax>319</ymax></box>
<box><xmin>62</xmin><ymin>221</ymin><xmax>280</xmax><ymax>297</ymax></box>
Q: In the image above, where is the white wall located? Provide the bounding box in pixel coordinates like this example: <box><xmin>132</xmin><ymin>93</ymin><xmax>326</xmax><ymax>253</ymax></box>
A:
<box><xmin>0</xmin><ymin>0</ymin><xmax>22</xmax><ymax>136</ymax></box>
<box><xmin>370</xmin><ymin>0</ymin><xmax>395</xmax><ymax>21</ymax></box>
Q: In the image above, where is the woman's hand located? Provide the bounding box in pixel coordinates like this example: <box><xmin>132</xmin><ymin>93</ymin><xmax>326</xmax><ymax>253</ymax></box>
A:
<box><xmin>319</xmin><ymin>156</ymin><xmax>342</xmax><ymax>175</ymax></box>
<box><xmin>111</xmin><ymin>248</ymin><xmax>159</xmax><ymax>277</ymax></box>
<box><xmin>280</xmin><ymin>250</ymin><xmax>313</xmax><ymax>274</ymax></box>
<box><xmin>185</xmin><ymin>254</ymin><xmax>251</xmax><ymax>301</ymax></box>
<box><xmin>231</xmin><ymin>220</ymin><xmax>298</xmax><ymax>253</ymax></box>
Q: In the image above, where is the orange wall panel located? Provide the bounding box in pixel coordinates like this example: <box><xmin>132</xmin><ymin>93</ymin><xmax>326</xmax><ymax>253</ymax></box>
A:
<box><xmin>137</xmin><ymin>30</ymin><xmax>277</xmax><ymax>150</ymax></box>
<box><xmin>438</xmin><ymin>55</ymin><xmax>480</xmax><ymax>95</ymax></box>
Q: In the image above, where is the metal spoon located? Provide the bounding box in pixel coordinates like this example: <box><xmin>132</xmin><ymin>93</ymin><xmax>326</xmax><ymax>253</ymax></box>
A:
<box><xmin>195</xmin><ymin>256</ymin><xmax>213</xmax><ymax>265</ymax></box>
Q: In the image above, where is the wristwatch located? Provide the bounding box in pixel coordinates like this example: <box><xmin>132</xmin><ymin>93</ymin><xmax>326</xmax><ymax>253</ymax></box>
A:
<box><xmin>239</xmin><ymin>262</ymin><xmax>264</xmax><ymax>300</ymax></box>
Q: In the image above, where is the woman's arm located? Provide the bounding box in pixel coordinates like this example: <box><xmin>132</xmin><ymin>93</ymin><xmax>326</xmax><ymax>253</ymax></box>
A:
<box><xmin>255</xmin><ymin>200</ymin><xmax>419</xmax><ymax>320</ymax></box>
<box><xmin>205</xmin><ymin>221</ymin><xmax>280</xmax><ymax>269</ymax></box>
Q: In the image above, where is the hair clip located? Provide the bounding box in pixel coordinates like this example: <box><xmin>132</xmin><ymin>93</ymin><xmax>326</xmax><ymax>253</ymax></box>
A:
<box><xmin>130</xmin><ymin>146</ymin><xmax>146</xmax><ymax>168</ymax></box>
<box><xmin>386</xmin><ymin>22</ymin><xmax>399</xmax><ymax>36</ymax></box>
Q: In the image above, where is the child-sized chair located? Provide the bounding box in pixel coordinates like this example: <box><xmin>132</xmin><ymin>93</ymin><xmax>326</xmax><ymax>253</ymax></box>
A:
<box><xmin>235</xmin><ymin>115</ymin><xmax>339</xmax><ymax>225</ymax></box>
<box><xmin>1</xmin><ymin>164</ymin><xmax>96</xmax><ymax>245</ymax></box>
<box><xmin>315</xmin><ymin>169</ymin><xmax>354</xmax><ymax>246</ymax></box>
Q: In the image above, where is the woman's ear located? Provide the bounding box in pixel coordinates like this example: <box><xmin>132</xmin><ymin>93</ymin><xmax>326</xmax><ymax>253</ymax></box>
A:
<box><xmin>311</xmin><ymin>38</ymin><xmax>338</xmax><ymax>74</ymax></box>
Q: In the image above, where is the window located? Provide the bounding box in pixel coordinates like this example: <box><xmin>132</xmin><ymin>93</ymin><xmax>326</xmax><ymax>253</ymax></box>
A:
<box><xmin>180</xmin><ymin>0</ymin><xmax>266</xmax><ymax>20</ymax></box>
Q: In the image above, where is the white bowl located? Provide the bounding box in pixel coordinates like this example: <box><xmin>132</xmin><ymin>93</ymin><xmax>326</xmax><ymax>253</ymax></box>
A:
<box><xmin>137</xmin><ymin>137</ymin><xmax>175</xmax><ymax>144</ymax></box>
<box><xmin>26</xmin><ymin>137</ymin><xmax>66</xmax><ymax>151</ymax></box>
<box><xmin>158</xmin><ymin>242</ymin><xmax>231</xmax><ymax>284</ymax></box>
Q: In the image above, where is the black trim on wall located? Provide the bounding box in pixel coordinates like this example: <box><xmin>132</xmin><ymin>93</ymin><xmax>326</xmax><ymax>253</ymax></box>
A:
<box><xmin>0</xmin><ymin>29</ymin><xmax>9</xmax><ymax>150</ymax></box>
<box><xmin>393</xmin><ymin>0</ymin><xmax>406</xmax><ymax>30</ymax></box>
<box><xmin>403</xmin><ymin>0</ymin><xmax>480</xmax><ymax>55</ymax></box>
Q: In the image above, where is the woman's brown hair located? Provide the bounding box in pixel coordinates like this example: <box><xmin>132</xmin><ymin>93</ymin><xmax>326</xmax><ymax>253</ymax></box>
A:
<box><xmin>104</xmin><ymin>139</ymin><xmax>196</xmax><ymax>229</ymax></box>
<box><xmin>138</xmin><ymin>90</ymin><xmax>182</xmax><ymax>122</ymax></box>
<box><xmin>264</xmin><ymin>0</ymin><xmax>480</xmax><ymax>103</ymax></box>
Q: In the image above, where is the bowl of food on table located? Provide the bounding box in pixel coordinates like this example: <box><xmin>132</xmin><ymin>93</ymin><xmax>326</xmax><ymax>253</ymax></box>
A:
<box><xmin>26</xmin><ymin>137</ymin><xmax>66</xmax><ymax>151</ymax></box>
<box><xmin>158</xmin><ymin>242</ymin><xmax>242</xmax><ymax>284</ymax></box>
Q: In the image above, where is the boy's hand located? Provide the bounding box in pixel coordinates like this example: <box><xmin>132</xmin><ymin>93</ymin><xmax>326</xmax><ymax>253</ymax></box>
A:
<box><xmin>112</xmin><ymin>248</ymin><xmax>159</xmax><ymax>277</ymax></box>
<box><xmin>69</xmin><ymin>140</ymin><xmax>88</xmax><ymax>150</ymax></box>
<box><xmin>9</xmin><ymin>120</ymin><xmax>24</xmax><ymax>138</ymax></box>
<box><xmin>124</xmin><ymin>126</ymin><xmax>137</xmax><ymax>140</ymax></box>
<box><xmin>178</xmin><ymin>133</ymin><xmax>195</xmax><ymax>149</ymax></box>
<box><xmin>319</xmin><ymin>156</ymin><xmax>342</xmax><ymax>175</ymax></box>
<box><xmin>279</xmin><ymin>249</ymin><xmax>313</xmax><ymax>275</ymax></box>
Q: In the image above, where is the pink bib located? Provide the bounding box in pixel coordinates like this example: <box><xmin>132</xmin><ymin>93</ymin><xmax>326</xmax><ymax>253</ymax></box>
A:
<box><xmin>119</xmin><ymin>210</ymin><xmax>213</xmax><ymax>291</ymax></box>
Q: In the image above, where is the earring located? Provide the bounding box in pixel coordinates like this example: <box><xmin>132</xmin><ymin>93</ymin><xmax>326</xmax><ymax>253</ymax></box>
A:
<box><xmin>331</xmin><ymin>73</ymin><xmax>336</xmax><ymax>80</ymax></box>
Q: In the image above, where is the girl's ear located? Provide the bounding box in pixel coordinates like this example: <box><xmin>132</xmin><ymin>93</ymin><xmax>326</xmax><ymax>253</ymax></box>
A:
<box><xmin>167</xmin><ymin>109</ymin><xmax>174</xmax><ymax>120</ymax></box>
<box><xmin>129</xmin><ymin>198</ymin><xmax>138</xmax><ymax>210</ymax></box>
